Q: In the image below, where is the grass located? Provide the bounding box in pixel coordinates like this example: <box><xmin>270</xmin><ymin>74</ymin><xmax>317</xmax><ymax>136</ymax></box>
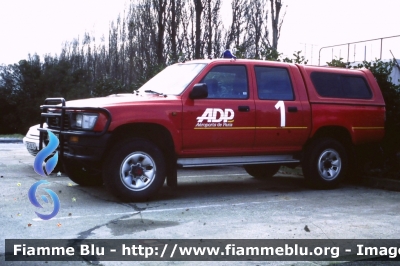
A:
<box><xmin>0</xmin><ymin>134</ymin><xmax>24</xmax><ymax>139</ymax></box>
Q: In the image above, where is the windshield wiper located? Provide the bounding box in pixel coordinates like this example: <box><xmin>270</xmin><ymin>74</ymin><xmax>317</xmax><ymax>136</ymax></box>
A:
<box><xmin>144</xmin><ymin>90</ymin><xmax>164</xmax><ymax>95</ymax></box>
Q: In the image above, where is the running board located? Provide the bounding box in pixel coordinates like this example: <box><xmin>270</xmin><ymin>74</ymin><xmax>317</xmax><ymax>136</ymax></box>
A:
<box><xmin>177</xmin><ymin>155</ymin><xmax>299</xmax><ymax>168</ymax></box>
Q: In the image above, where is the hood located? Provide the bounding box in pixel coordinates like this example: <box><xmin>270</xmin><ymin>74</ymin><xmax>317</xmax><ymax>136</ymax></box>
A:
<box><xmin>65</xmin><ymin>93</ymin><xmax>179</xmax><ymax>108</ymax></box>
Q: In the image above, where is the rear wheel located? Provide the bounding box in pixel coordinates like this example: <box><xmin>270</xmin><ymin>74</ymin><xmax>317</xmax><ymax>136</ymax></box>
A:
<box><xmin>302</xmin><ymin>138</ymin><xmax>348</xmax><ymax>189</ymax></box>
<box><xmin>63</xmin><ymin>161</ymin><xmax>103</xmax><ymax>186</ymax></box>
<box><xmin>103</xmin><ymin>138</ymin><xmax>166</xmax><ymax>201</ymax></box>
<box><xmin>244</xmin><ymin>164</ymin><xmax>281</xmax><ymax>179</ymax></box>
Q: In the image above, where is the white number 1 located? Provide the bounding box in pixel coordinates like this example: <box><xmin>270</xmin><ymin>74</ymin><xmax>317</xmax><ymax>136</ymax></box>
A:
<box><xmin>275</xmin><ymin>100</ymin><xmax>286</xmax><ymax>127</ymax></box>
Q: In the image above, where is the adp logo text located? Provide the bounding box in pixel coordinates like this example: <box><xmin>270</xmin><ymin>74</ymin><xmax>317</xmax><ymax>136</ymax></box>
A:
<box><xmin>29</xmin><ymin>130</ymin><xmax>60</xmax><ymax>220</ymax></box>
<box><xmin>196</xmin><ymin>108</ymin><xmax>235</xmax><ymax>123</ymax></box>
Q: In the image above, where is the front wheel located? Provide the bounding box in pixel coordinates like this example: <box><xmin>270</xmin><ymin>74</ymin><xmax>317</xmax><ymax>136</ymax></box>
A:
<box><xmin>302</xmin><ymin>138</ymin><xmax>348</xmax><ymax>189</ymax></box>
<box><xmin>103</xmin><ymin>138</ymin><xmax>166</xmax><ymax>201</ymax></box>
<box><xmin>244</xmin><ymin>164</ymin><xmax>281</xmax><ymax>179</ymax></box>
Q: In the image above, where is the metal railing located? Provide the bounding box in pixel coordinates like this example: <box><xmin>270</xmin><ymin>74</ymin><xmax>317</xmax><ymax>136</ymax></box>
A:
<box><xmin>318</xmin><ymin>35</ymin><xmax>400</xmax><ymax>66</ymax></box>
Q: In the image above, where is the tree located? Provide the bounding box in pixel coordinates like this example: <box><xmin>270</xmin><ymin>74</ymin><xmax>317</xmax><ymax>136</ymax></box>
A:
<box><xmin>282</xmin><ymin>51</ymin><xmax>308</xmax><ymax>64</ymax></box>
<box><xmin>225</xmin><ymin>0</ymin><xmax>247</xmax><ymax>51</ymax></box>
<box><xmin>0</xmin><ymin>0</ymin><xmax>290</xmax><ymax>134</ymax></box>
<box><xmin>270</xmin><ymin>0</ymin><xmax>286</xmax><ymax>50</ymax></box>
<box><xmin>247</xmin><ymin>0</ymin><xmax>269</xmax><ymax>59</ymax></box>
<box><xmin>203</xmin><ymin>0</ymin><xmax>222</xmax><ymax>58</ymax></box>
<box><xmin>167</xmin><ymin>0</ymin><xmax>179</xmax><ymax>63</ymax></box>
<box><xmin>193</xmin><ymin>0</ymin><xmax>204</xmax><ymax>59</ymax></box>
<box><xmin>224</xmin><ymin>0</ymin><xmax>286</xmax><ymax>60</ymax></box>
<box><xmin>154</xmin><ymin>0</ymin><xmax>167</xmax><ymax>65</ymax></box>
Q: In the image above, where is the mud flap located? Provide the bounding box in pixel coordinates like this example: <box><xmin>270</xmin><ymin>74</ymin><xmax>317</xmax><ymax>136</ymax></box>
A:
<box><xmin>166</xmin><ymin>156</ymin><xmax>178</xmax><ymax>187</ymax></box>
<box><xmin>166</xmin><ymin>170</ymin><xmax>177</xmax><ymax>187</ymax></box>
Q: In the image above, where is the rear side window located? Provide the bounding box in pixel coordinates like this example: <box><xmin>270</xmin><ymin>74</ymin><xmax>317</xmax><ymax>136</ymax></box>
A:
<box><xmin>254</xmin><ymin>66</ymin><xmax>294</xmax><ymax>100</ymax></box>
<box><xmin>311</xmin><ymin>72</ymin><xmax>372</xmax><ymax>99</ymax></box>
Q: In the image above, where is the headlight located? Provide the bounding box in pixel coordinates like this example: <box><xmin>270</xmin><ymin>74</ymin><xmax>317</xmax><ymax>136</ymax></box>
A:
<box><xmin>73</xmin><ymin>113</ymin><xmax>98</xmax><ymax>130</ymax></box>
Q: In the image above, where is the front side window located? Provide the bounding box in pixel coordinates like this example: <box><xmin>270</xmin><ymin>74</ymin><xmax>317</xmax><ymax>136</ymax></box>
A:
<box><xmin>255</xmin><ymin>66</ymin><xmax>294</xmax><ymax>100</ymax></box>
<box><xmin>201</xmin><ymin>65</ymin><xmax>248</xmax><ymax>99</ymax></box>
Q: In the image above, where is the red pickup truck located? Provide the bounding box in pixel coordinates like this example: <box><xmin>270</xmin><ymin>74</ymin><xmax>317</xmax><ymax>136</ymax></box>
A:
<box><xmin>40</xmin><ymin>58</ymin><xmax>385</xmax><ymax>201</ymax></box>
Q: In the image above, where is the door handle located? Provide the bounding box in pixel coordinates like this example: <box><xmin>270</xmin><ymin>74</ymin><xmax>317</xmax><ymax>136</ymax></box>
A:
<box><xmin>238</xmin><ymin>106</ymin><xmax>250</xmax><ymax>112</ymax></box>
<box><xmin>288</xmin><ymin>106</ymin><xmax>298</xmax><ymax>112</ymax></box>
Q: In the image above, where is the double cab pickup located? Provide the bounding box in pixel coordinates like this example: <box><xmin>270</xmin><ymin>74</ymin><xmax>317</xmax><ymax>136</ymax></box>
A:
<box><xmin>39</xmin><ymin>58</ymin><xmax>385</xmax><ymax>201</ymax></box>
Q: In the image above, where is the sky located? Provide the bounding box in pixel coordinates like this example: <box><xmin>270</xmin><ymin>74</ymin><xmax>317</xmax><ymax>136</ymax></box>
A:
<box><xmin>0</xmin><ymin>0</ymin><xmax>128</xmax><ymax>65</ymax></box>
<box><xmin>1</xmin><ymin>0</ymin><xmax>400</xmax><ymax>66</ymax></box>
<box><xmin>278</xmin><ymin>0</ymin><xmax>400</xmax><ymax>65</ymax></box>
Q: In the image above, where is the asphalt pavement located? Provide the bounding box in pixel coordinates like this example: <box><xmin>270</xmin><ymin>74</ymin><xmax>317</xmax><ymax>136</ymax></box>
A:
<box><xmin>1</xmin><ymin>143</ymin><xmax>400</xmax><ymax>266</ymax></box>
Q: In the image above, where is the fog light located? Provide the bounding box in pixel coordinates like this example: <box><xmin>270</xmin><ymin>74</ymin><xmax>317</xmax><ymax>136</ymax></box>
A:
<box><xmin>70</xmin><ymin>136</ymin><xmax>79</xmax><ymax>143</ymax></box>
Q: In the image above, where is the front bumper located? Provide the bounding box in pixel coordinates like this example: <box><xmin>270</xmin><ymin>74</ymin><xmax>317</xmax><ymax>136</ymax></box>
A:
<box><xmin>23</xmin><ymin>136</ymin><xmax>39</xmax><ymax>156</ymax></box>
<box><xmin>63</xmin><ymin>133</ymin><xmax>112</xmax><ymax>162</ymax></box>
<box><xmin>39</xmin><ymin>98</ymin><xmax>112</xmax><ymax>165</ymax></box>
<box><xmin>23</xmin><ymin>124</ymin><xmax>47</xmax><ymax>156</ymax></box>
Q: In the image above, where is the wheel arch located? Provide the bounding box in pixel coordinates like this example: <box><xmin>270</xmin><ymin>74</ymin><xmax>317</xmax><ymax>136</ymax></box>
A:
<box><xmin>306</xmin><ymin>126</ymin><xmax>353</xmax><ymax>151</ymax></box>
<box><xmin>104</xmin><ymin>123</ymin><xmax>177</xmax><ymax>185</ymax></box>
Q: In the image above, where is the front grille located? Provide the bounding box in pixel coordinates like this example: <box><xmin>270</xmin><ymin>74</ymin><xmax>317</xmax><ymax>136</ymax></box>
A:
<box><xmin>47</xmin><ymin>113</ymin><xmax>70</xmax><ymax>130</ymax></box>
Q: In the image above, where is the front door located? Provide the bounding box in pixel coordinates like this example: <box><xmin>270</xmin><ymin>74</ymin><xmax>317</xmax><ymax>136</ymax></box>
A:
<box><xmin>182</xmin><ymin>64</ymin><xmax>256</xmax><ymax>156</ymax></box>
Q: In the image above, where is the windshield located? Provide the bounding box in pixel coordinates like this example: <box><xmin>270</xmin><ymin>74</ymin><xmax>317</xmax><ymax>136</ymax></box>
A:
<box><xmin>138</xmin><ymin>63</ymin><xmax>207</xmax><ymax>95</ymax></box>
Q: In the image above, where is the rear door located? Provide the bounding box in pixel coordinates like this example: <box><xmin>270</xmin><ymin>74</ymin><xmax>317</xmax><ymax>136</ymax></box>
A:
<box><xmin>253</xmin><ymin>64</ymin><xmax>311</xmax><ymax>153</ymax></box>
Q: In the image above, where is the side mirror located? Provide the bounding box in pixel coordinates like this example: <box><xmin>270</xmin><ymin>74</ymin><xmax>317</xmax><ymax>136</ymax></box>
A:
<box><xmin>189</xmin><ymin>83</ymin><xmax>208</xmax><ymax>99</ymax></box>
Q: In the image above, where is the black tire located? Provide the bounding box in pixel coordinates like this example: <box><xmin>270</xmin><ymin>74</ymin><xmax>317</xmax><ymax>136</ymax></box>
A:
<box><xmin>63</xmin><ymin>161</ymin><xmax>103</xmax><ymax>186</ymax></box>
<box><xmin>244</xmin><ymin>164</ymin><xmax>281</xmax><ymax>179</ymax></box>
<box><xmin>103</xmin><ymin>138</ymin><xmax>166</xmax><ymax>201</ymax></box>
<box><xmin>302</xmin><ymin>138</ymin><xmax>348</xmax><ymax>189</ymax></box>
